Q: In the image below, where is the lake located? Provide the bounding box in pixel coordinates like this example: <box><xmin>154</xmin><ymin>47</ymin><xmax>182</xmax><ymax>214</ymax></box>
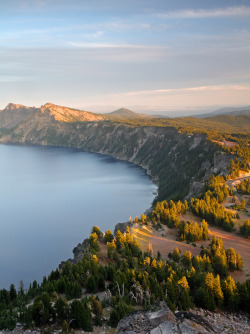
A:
<box><xmin>0</xmin><ymin>144</ymin><xmax>157</xmax><ymax>289</ymax></box>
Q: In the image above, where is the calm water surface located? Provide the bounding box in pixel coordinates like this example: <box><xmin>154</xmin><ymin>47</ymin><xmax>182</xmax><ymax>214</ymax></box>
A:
<box><xmin>0</xmin><ymin>144</ymin><xmax>157</xmax><ymax>289</ymax></box>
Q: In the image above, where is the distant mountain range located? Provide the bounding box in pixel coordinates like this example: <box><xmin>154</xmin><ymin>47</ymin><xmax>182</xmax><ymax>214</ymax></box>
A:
<box><xmin>0</xmin><ymin>104</ymin><xmax>157</xmax><ymax>122</ymax></box>
<box><xmin>1</xmin><ymin>103</ymin><xmax>250</xmax><ymax>126</ymax></box>
<box><xmin>102</xmin><ymin>105</ymin><xmax>250</xmax><ymax>119</ymax></box>
<box><xmin>192</xmin><ymin>105</ymin><xmax>250</xmax><ymax>118</ymax></box>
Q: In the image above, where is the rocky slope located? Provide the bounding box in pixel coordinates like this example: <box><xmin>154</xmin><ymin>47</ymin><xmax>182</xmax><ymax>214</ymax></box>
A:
<box><xmin>115</xmin><ymin>302</ymin><xmax>250</xmax><ymax>334</ymax></box>
<box><xmin>0</xmin><ymin>103</ymin><xmax>231</xmax><ymax>200</ymax></box>
<box><xmin>41</xmin><ymin>103</ymin><xmax>103</xmax><ymax>122</ymax></box>
<box><xmin>3</xmin><ymin>304</ymin><xmax>250</xmax><ymax>334</ymax></box>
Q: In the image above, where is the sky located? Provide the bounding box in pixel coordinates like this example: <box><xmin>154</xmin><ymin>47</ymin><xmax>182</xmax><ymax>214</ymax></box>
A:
<box><xmin>1</xmin><ymin>0</ymin><xmax>250</xmax><ymax>115</ymax></box>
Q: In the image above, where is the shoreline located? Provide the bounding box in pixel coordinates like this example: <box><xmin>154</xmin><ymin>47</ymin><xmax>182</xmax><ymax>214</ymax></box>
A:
<box><xmin>1</xmin><ymin>141</ymin><xmax>159</xmax><ymax>195</ymax></box>
<box><xmin>0</xmin><ymin>141</ymin><xmax>158</xmax><ymax>288</ymax></box>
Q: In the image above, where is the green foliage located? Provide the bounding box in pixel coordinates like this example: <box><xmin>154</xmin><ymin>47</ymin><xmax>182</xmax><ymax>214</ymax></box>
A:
<box><xmin>104</xmin><ymin>229</ymin><xmax>114</xmax><ymax>243</ymax></box>
<box><xmin>62</xmin><ymin>320</ymin><xmax>70</xmax><ymax>333</ymax></box>
<box><xmin>86</xmin><ymin>276</ymin><xmax>97</xmax><ymax>293</ymax></box>
<box><xmin>152</xmin><ymin>199</ymin><xmax>188</xmax><ymax>227</ymax></box>
<box><xmin>191</xmin><ymin>175</ymin><xmax>235</xmax><ymax>232</ymax></box>
<box><xmin>91</xmin><ymin>226</ymin><xmax>103</xmax><ymax>239</ymax></box>
<box><xmin>90</xmin><ymin>296</ymin><xmax>103</xmax><ymax>326</ymax></box>
<box><xmin>9</xmin><ymin>284</ymin><xmax>17</xmax><ymax>302</ymax></box>
<box><xmin>69</xmin><ymin>299</ymin><xmax>92</xmax><ymax>331</ymax></box>
<box><xmin>240</xmin><ymin>219</ymin><xmax>250</xmax><ymax>238</ymax></box>
<box><xmin>109</xmin><ymin>300</ymin><xmax>133</xmax><ymax>327</ymax></box>
<box><xmin>89</xmin><ymin>232</ymin><xmax>101</xmax><ymax>253</ymax></box>
<box><xmin>0</xmin><ymin>220</ymin><xmax>249</xmax><ymax>330</ymax></box>
<box><xmin>31</xmin><ymin>292</ymin><xmax>55</xmax><ymax>326</ymax></box>
<box><xmin>108</xmin><ymin>115</ymin><xmax>250</xmax><ymax>137</ymax></box>
<box><xmin>178</xmin><ymin>220</ymin><xmax>208</xmax><ymax>242</ymax></box>
<box><xmin>54</xmin><ymin>297</ymin><xmax>69</xmax><ymax>324</ymax></box>
<box><xmin>236</xmin><ymin>179</ymin><xmax>250</xmax><ymax>194</ymax></box>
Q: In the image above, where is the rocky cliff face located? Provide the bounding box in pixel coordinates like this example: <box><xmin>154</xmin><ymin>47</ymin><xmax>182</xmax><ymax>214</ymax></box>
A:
<box><xmin>0</xmin><ymin>103</ymin><xmax>231</xmax><ymax>201</ymax></box>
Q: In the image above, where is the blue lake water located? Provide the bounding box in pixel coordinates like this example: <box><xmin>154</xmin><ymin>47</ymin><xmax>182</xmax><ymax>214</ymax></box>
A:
<box><xmin>0</xmin><ymin>144</ymin><xmax>157</xmax><ymax>289</ymax></box>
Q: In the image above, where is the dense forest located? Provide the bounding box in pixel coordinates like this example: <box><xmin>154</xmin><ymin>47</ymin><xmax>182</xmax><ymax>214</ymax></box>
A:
<box><xmin>108</xmin><ymin>115</ymin><xmax>250</xmax><ymax>137</ymax></box>
<box><xmin>152</xmin><ymin>175</ymin><xmax>236</xmax><ymax>233</ymax></box>
<box><xmin>0</xmin><ymin>224</ymin><xmax>248</xmax><ymax>331</ymax></box>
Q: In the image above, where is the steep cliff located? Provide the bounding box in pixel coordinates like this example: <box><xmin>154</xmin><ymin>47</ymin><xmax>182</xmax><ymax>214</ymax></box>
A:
<box><xmin>0</xmin><ymin>103</ymin><xmax>230</xmax><ymax>201</ymax></box>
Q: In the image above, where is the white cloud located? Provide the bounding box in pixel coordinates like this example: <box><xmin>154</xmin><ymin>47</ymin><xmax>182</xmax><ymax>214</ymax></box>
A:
<box><xmin>108</xmin><ymin>85</ymin><xmax>250</xmax><ymax>97</ymax></box>
<box><xmin>158</xmin><ymin>6</ymin><xmax>250</xmax><ymax>19</ymax></box>
<box><xmin>68</xmin><ymin>42</ymin><xmax>166</xmax><ymax>49</ymax></box>
<box><xmin>100</xmin><ymin>85</ymin><xmax>250</xmax><ymax>111</ymax></box>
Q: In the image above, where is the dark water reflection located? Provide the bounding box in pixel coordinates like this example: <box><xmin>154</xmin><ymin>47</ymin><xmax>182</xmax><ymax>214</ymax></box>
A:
<box><xmin>0</xmin><ymin>144</ymin><xmax>157</xmax><ymax>289</ymax></box>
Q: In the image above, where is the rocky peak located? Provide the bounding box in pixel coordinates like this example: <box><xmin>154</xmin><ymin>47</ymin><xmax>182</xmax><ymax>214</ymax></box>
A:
<box><xmin>41</xmin><ymin>103</ymin><xmax>103</xmax><ymax>122</ymax></box>
<box><xmin>42</xmin><ymin>102</ymin><xmax>54</xmax><ymax>108</ymax></box>
<box><xmin>4</xmin><ymin>103</ymin><xmax>28</xmax><ymax>111</ymax></box>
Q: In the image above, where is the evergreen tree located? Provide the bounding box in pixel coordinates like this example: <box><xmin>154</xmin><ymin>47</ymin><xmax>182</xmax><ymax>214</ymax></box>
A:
<box><xmin>54</xmin><ymin>297</ymin><xmax>69</xmax><ymax>324</ymax></box>
<box><xmin>91</xmin><ymin>226</ymin><xmax>103</xmax><ymax>238</ymax></box>
<box><xmin>69</xmin><ymin>299</ymin><xmax>92</xmax><ymax>331</ymax></box>
<box><xmin>104</xmin><ymin>229</ymin><xmax>114</xmax><ymax>243</ymax></box>
<box><xmin>9</xmin><ymin>284</ymin><xmax>17</xmax><ymax>302</ymax></box>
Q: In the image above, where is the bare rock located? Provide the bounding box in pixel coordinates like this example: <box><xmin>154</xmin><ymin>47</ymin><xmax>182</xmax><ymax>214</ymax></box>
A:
<box><xmin>115</xmin><ymin>302</ymin><xmax>176</xmax><ymax>333</ymax></box>
<box><xmin>114</xmin><ymin>221</ymin><xmax>131</xmax><ymax>235</ymax></box>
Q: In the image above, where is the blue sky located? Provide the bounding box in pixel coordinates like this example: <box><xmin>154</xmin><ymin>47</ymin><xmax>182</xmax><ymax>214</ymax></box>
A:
<box><xmin>1</xmin><ymin>0</ymin><xmax>250</xmax><ymax>114</ymax></box>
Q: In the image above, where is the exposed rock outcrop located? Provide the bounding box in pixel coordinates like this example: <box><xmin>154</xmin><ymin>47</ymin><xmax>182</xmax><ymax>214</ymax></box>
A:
<box><xmin>41</xmin><ymin>103</ymin><xmax>103</xmax><ymax>122</ymax></box>
<box><xmin>59</xmin><ymin>220</ymin><xmax>130</xmax><ymax>268</ymax></box>
<box><xmin>114</xmin><ymin>221</ymin><xmax>132</xmax><ymax>235</ymax></box>
<box><xmin>115</xmin><ymin>302</ymin><xmax>250</xmax><ymax>334</ymax></box>
<box><xmin>59</xmin><ymin>238</ymin><xmax>89</xmax><ymax>269</ymax></box>
<box><xmin>115</xmin><ymin>302</ymin><xmax>176</xmax><ymax>334</ymax></box>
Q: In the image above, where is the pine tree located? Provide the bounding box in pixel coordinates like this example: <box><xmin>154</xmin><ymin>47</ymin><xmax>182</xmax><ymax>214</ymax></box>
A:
<box><xmin>70</xmin><ymin>299</ymin><xmax>93</xmax><ymax>331</ymax></box>
<box><xmin>54</xmin><ymin>297</ymin><xmax>68</xmax><ymax>323</ymax></box>
<box><xmin>104</xmin><ymin>229</ymin><xmax>114</xmax><ymax>243</ymax></box>
<box><xmin>9</xmin><ymin>284</ymin><xmax>17</xmax><ymax>302</ymax></box>
<box><xmin>226</xmin><ymin>248</ymin><xmax>236</xmax><ymax>271</ymax></box>
<box><xmin>213</xmin><ymin>275</ymin><xmax>223</xmax><ymax>307</ymax></box>
<box><xmin>181</xmin><ymin>251</ymin><xmax>192</xmax><ymax>268</ymax></box>
<box><xmin>236</xmin><ymin>253</ymin><xmax>244</xmax><ymax>271</ymax></box>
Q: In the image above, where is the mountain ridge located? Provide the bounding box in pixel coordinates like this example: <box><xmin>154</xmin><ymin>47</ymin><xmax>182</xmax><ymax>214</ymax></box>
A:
<box><xmin>0</xmin><ymin>102</ymin><xmax>232</xmax><ymax>201</ymax></box>
<box><xmin>193</xmin><ymin>105</ymin><xmax>250</xmax><ymax>118</ymax></box>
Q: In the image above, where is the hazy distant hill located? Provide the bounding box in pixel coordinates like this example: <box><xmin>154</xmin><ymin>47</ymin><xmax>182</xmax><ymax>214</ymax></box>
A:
<box><xmin>104</xmin><ymin>108</ymin><xmax>156</xmax><ymax>119</ymax></box>
<box><xmin>204</xmin><ymin>114</ymin><xmax>250</xmax><ymax>128</ymax></box>
<box><xmin>226</xmin><ymin>109</ymin><xmax>250</xmax><ymax>116</ymax></box>
<box><xmin>193</xmin><ymin>105</ymin><xmax>250</xmax><ymax>118</ymax></box>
